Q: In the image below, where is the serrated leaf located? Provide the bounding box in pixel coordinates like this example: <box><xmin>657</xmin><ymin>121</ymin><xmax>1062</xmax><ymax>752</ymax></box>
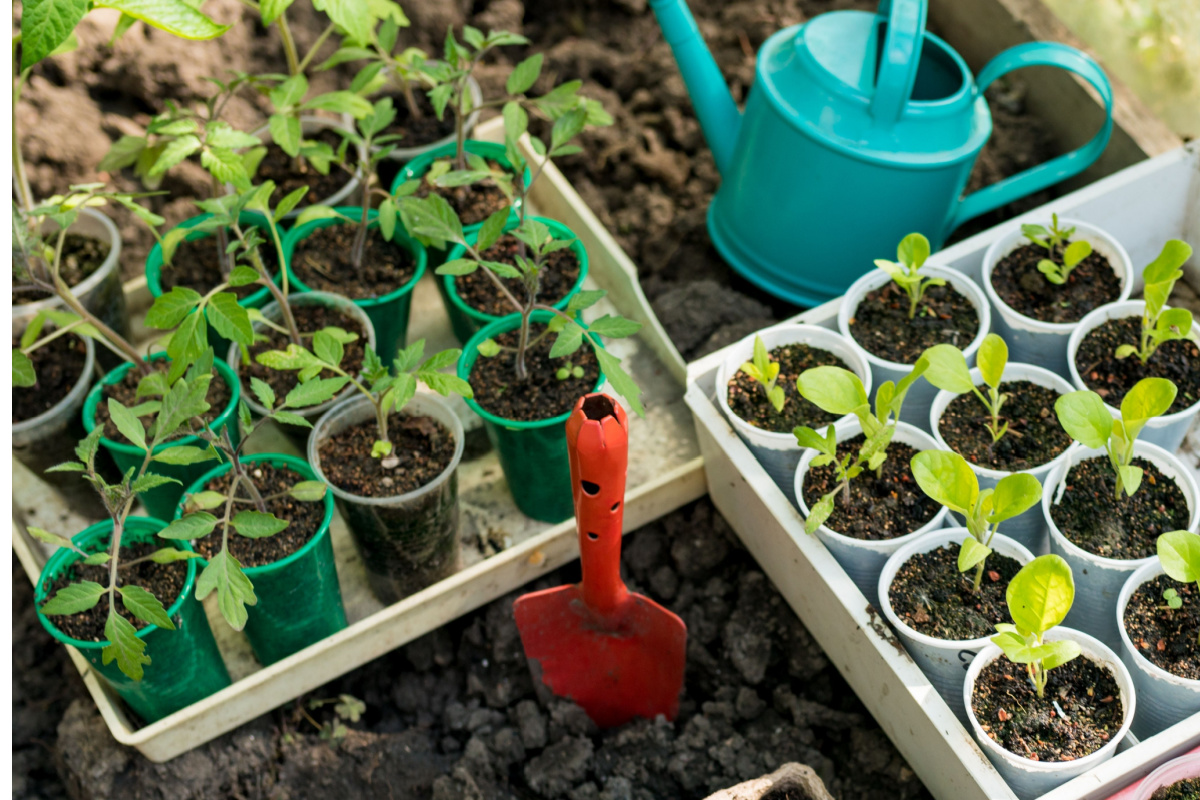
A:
<box><xmin>804</xmin><ymin>493</ymin><xmax>835</xmax><ymax>535</ymax></box>
<box><xmin>205</xmin><ymin>292</ymin><xmax>254</xmax><ymax>345</ymax></box>
<box><xmin>231</xmin><ymin>510</ymin><xmax>289</xmax><ymax>538</ymax></box>
<box><xmin>145</xmin><ymin>285</ymin><xmax>202</xmax><ymax>328</ymax></box>
<box><xmin>196</xmin><ymin>550</ymin><xmax>256</xmax><ymax>630</ymax></box>
<box><xmin>19</xmin><ymin>0</ymin><xmax>89</xmax><ymax>70</ymax></box>
<box><xmin>420</xmin><ymin>371</ymin><xmax>472</xmax><ymax>399</ymax></box>
<box><xmin>587</xmin><ymin>315</ymin><xmax>642</xmax><ymax>339</ymax></box>
<box><xmin>101</xmin><ymin>611</ymin><xmax>151</xmax><ymax>681</ymax></box>
<box><xmin>158</xmin><ymin>511</ymin><xmax>218</xmax><ymax>540</ymax></box>
<box><xmin>201</xmin><ymin>148</ymin><xmax>251</xmax><ymax>190</ymax></box>
<box><xmin>249</xmin><ymin>376</ymin><xmax>275</xmax><ymax>409</ymax></box>
<box><xmin>274</xmin><ymin>186</ymin><xmax>309</xmax><ymax>221</ymax></box>
<box><xmin>107</xmin><ymin>399</ymin><xmax>148</xmax><ymax>451</ymax></box>
<box><xmin>272</xmin><ymin>410</ymin><xmax>313</xmax><ymax>428</ymax></box>
<box><xmin>228</xmin><ymin>265</ymin><xmax>260</xmax><ymax>287</ymax></box>
<box><xmin>149</xmin><ymin>134</ymin><xmax>202</xmax><ymax>176</ymax></box>
<box><xmin>40</xmin><ymin>580</ymin><xmax>106</xmax><ymax>616</ymax></box>
<box><xmin>99</xmin><ymin>135</ymin><xmax>148</xmax><ymax>172</ymax></box>
<box><xmin>284</xmin><ymin>376</ymin><xmax>349</xmax><ymax>408</ymax></box>
<box><xmin>119</xmin><ymin>585</ymin><xmax>175</xmax><ymax>630</ymax></box>
<box><xmin>566</xmin><ymin>289</ymin><xmax>605</xmax><ymax>313</ymax></box>
<box><xmin>92</xmin><ymin>0</ymin><xmax>230</xmax><ymax>41</ymax></box>
<box><xmin>595</xmin><ymin>349</ymin><xmax>643</xmax><ymax>417</ymax></box>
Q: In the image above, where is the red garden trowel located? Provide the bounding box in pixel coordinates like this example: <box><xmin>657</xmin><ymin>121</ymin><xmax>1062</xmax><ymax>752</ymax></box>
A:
<box><xmin>513</xmin><ymin>393</ymin><xmax>687</xmax><ymax>728</ymax></box>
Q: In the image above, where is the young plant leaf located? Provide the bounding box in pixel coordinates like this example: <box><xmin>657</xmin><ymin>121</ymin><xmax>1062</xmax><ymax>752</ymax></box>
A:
<box><xmin>230</xmin><ymin>510</ymin><xmax>289</xmax><ymax>538</ymax></box>
<box><xmin>196</xmin><ymin>550</ymin><xmax>256</xmax><ymax>630</ymax></box>
<box><xmin>107</xmin><ymin>399</ymin><xmax>149</xmax><ymax>451</ymax></box>
<box><xmin>158</xmin><ymin>512</ymin><xmax>218</xmax><ymax>540</ymax></box>
<box><xmin>796</xmin><ymin>367</ymin><xmax>868</xmax><ymax>417</ymax></box>
<box><xmin>910</xmin><ymin>449</ymin><xmax>978</xmax><ymax>515</ymax></box>
<box><xmin>1007</xmin><ymin>554</ymin><xmax>1075</xmax><ymax>636</ymax></box>
<box><xmin>1054</xmin><ymin>391</ymin><xmax>1113</xmax><ymax>449</ymax></box>
<box><xmin>289</xmin><ymin>481</ymin><xmax>328</xmax><ymax>502</ymax></box>
<box><xmin>977</xmin><ymin>334</ymin><xmax>1008</xmax><ymax>390</ymax></box>
<box><xmin>1158</xmin><ymin>530</ymin><xmax>1200</xmax><ymax>583</ymax></box>
<box><xmin>102</xmin><ymin>611</ymin><xmax>151</xmax><ymax>681</ymax></box>
<box><xmin>958</xmin><ymin>536</ymin><xmax>993</xmax><ymax>573</ymax></box>
<box><xmin>988</xmin><ymin>473</ymin><xmax>1042</xmax><ymax>524</ymax></box>
<box><xmin>40</xmin><ymin>580</ymin><xmax>106</xmax><ymax>616</ymax></box>
<box><xmin>119</xmin><ymin>585</ymin><xmax>176</xmax><ymax>630</ymax></box>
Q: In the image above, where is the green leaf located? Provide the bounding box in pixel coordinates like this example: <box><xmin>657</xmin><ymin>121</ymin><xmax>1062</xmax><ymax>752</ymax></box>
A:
<box><xmin>205</xmin><ymin>292</ymin><xmax>253</xmax><ymax>345</ymax></box>
<box><xmin>434</xmin><ymin>258</ymin><xmax>478</xmax><ymax>277</ymax></box>
<box><xmin>804</xmin><ymin>493</ymin><xmax>835</xmax><ymax>535</ymax></box>
<box><xmin>148</xmin><ymin>547</ymin><xmax>203</xmax><ymax>564</ymax></box>
<box><xmin>1118</xmin><ymin>463</ymin><xmax>1143</xmax><ymax>496</ymax></box>
<box><xmin>259</xmin><ymin>0</ymin><xmax>295</xmax><ymax>25</ymax></box>
<box><xmin>988</xmin><ymin>472</ymin><xmax>1042</xmax><ymax>523</ymax></box>
<box><xmin>158</xmin><ymin>512</ymin><xmax>218</xmax><ymax>540</ymax></box>
<box><xmin>201</xmin><ymin>148</ymin><xmax>251</xmax><ymax>190</ymax></box>
<box><xmin>302</xmin><ymin>91</ymin><xmax>374</xmax><ymax>117</ymax></box>
<box><xmin>289</xmin><ymin>481</ymin><xmax>328</xmax><ymax>501</ymax></box>
<box><xmin>132</xmin><ymin>472</ymin><xmax>181</xmax><ymax>494</ymax></box>
<box><xmin>99</xmin><ymin>135</ymin><xmax>148</xmax><ymax>172</ymax></box>
<box><xmin>587</xmin><ymin>315</ymin><xmax>642</xmax><ymax>339</ymax></box>
<box><xmin>567</xmin><ymin>289</ymin><xmax>606</xmax><ymax>313</ymax></box>
<box><xmin>507</xmin><ymin>53</ymin><xmax>543</xmax><ymax>95</ymax></box>
<box><xmin>149</xmin><ymin>134</ymin><xmax>202</xmax><ymax>175</ymax></box>
<box><xmin>185</xmin><ymin>491</ymin><xmax>227</xmax><ymax>511</ymax></box>
<box><xmin>40</xmin><ymin>580</ymin><xmax>106</xmax><ymax>615</ymax></box>
<box><xmin>145</xmin><ymin>285</ymin><xmax>202</xmax><ymax>328</ymax></box>
<box><xmin>205</xmin><ymin>122</ymin><xmax>262</xmax><ymax>150</ymax></box>
<box><xmin>256</xmin><ymin>343</ymin><xmax>324</xmax><ymax>372</ymax></box>
<box><xmin>1158</xmin><ymin>530</ymin><xmax>1200</xmax><ymax>584</ymax></box>
<box><xmin>284</xmin><ymin>376</ymin><xmax>349</xmax><ymax>408</ymax></box>
<box><xmin>977</xmin><ymin>334</ymin><xmax>1008</xmax><ymax>390</ymax></box>
<box><xmin>13</xmin><ymin>351</ymin><xmax>36</xmax><ymax>388</ymax></box>
<box><xmin>1120</xmin><ymin>377</ymin><xmax>1177</xmax><ymax>436</ymax></box>
<box><xmin>1007</xmin><ymin>554</ymin><xmax>1075</xmax><ymax>637</ymax></box>
<box><xmin>796</xmin><ymin>366</ymin><xmax>868</xmax><ymax>416</ymax></box>
<box><xmin>897</xmin><ymin>232</ymin><xmax>930</xmax><ymax>268</ymax></box>
<box><xmin>793</xmin><ymin>425</ymin><xmax>834</xmax><ymax>455</ymax></box>
<box><xmin>550</xmin><ymin>321</ymin><xmax>585</xmax><ymax>358</ymax></box>
<box><xmin>92</xmin><ymin>0</ymin><xmax>230</xmax><ymax>40</ymax></box>
<box><xmin>920</xmin><ymin>344</ymin><xmax>975</xmax><ymax>394</ymax></box>
<box><xmin>250</xmin><ymin>376</ymin><xmax>275</xmax><ymax>409</ymax></box>
<box><xmin>231</xmin><ymin>510</ymin><xmax>289</xmax><ymax>539</ymax></box>
<box><xmin>1115</xmin><ymin>344</ymin><xmax>1139</xmax><ymax>360</ymax></box>
<box><xmin>910</xmin><ymin>449</ymin><xmax>978</xmax><ymax>515</ymax></box>
<box><xmin>1038</xmin><ymin>639</ymin><xmax>1081</xmax><ymax>671</ymax></box>
<box><xmin>595</xmin><ymin>349</ymin><xmax>643</xmax><ymax>417</ymax></box>
<box><xmin>227</xmin><ymin>265</ymin><xmax>261</xmax><ymax>287</ymax></box>
<box><xmin>420</xmin><ymin>370</ymin><xmax>472</xmax><ymax>399</ymax></box>
<box><xmin>107</xmin><ymin>399</ymin><xmax>148</xmax><ymax>451</ymax></box>
<box><xmin>119</xmin><ymin>585</ymin><xmax>175</xmax><ymax>630</ymax></box>
<box><xmin>196</xmin><ymin>550</ymin><xmax>256</xmax><ymax>630</ymax></box>
<box><xmin>1143</xmin><ymin>239</ymin><xmax>1193</xmax><ymax>286</ymax></box>
<box><xmin>19</xmin><ymin>0</ymin><xmax>89</xmax><ymax>70</ymax></box>
<box><xmin>274</xmin><ymin>186</ymin><xmax>309</xmax><ymax>222</ymax></box>
<box><xmin>84</xmin><ymin>552</ymin><xmax>112</xmax><ymax>565</ymax></box>
<box><xmin>477</xmin><ymin>338</ymin><xmax>501</xmax><ymax>358</ymax></box>
<box><xmin>397</xmin><ymin>194</ymin><xmax>464</xmax><ymax>247</ymax></box>
<box><xmin>294</xmin><ymin>205</ymin><xmax>350</xmax><ymax>228</ymax></box>
<box><xmin>313</xmin><ymin>329</ymin><xmax>344</xmax><ymax>367</ymax></box>
<box><xmin>152</xmin><ymin>445</ymin><xmax>217</xmax><ymax>465</ymax></box>
<box><xmin>957</xmin><ymin>536</ymin><xmax>993</xmax><ymax>573</ymax></box>
<box><xmin>476</xmin><ymin>208</ymin><xmax>511</xmax><ymax>254</ymax></box>
<box><xmin>266</xmin><ymin>113</ymin><xmax>302</xmax><ymax>157</ymax></box>
<box><xmin>272</xmin><ymin>410</ymin><xmax>313</xmax><ymax>428</ymax></box>
<box><xmin>1054</xmin><ymin>390</ymin><xmax>1113</xmax><ymax>449</ymax></box>
<box><xmin>28</xmin><ymin>527</ymin><xmax>78</xmax><ymax>550</ymax></box>
<box><xmin>101</xmin><ymin>612</ymin><xmax>150</xmax><ymax>681</ymax></box>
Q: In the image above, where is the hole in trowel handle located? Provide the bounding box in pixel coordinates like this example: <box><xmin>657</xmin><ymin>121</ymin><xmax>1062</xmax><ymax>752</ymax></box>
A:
<box><xmin>582</xmin><ymin>480</ymin><xmax>600</xmax><ymax>495</ymax></box>
<box><xmin>582</xmin><ymin>394</ymin><xmax>618</xmax><ymax>421</ymax></box>
<box><xmin>586</xmin><ymin>531</ymin><xmax>599</xmax><ymax>540</ymax></box>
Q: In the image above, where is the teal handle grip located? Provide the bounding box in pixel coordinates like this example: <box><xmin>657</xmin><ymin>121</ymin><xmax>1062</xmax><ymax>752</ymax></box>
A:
<box><xmin>870</xmin><ymin>0</ymin><xmax>927</xmax><ymax>125</ymax></box>
<box><xmin>947</xmin><ymin>42</ymin><xmax>1113</xmax><ymax>234</ymax></box>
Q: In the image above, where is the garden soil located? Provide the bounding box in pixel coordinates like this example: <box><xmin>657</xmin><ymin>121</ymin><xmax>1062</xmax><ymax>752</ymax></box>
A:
<box><xmin>16</xmin><ymin>499</ymin><xmax>931</xmax><ymax>800</ymax></box>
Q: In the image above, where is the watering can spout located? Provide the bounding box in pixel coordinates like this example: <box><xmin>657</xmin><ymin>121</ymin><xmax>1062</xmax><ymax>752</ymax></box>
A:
<box><xmin>649</xmin><ymin>0</ymin><xmax>741</xmax><ymax>176</ymax></box>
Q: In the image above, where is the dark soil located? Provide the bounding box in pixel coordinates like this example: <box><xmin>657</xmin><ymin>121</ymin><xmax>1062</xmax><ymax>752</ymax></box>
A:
<box><xmin>937</xmin><ymin>380</ymin><xmax>1071</xmax><ymax>471</ymax></box>
<box><xmin>990</xmin><ymin>242</ymin><xmax>1121</xmax><ymax>323</ymax></box>
<box><xmin>1123</xmin><ymin>573</ymin><xmax>1200</xmax><ymax>680</ymax></box>
<box><xmin>254</xmin><ymin>127</ymin><xmax>356</xmax><ymax>205</ymax></box>
<box><xmin>242</xmin><ymin>304</ymin><xmax>367</xmax><ymax>406</ymax></box>
<box><xmin>381</xmin><ymin>89</ymin><xmax>455</xmax><ymax>150</ymax></box>
<box><xmin>455</xmin><ymin>234</ymin><xmax>581</xmax><ymax>317</ymax></box>
<box><xmin>468</xmin><ymin>322</ymin><xmax>601</xmax><ymax>421</ymax></box>
<box><xmin>726</xmin><ymin>342</ymin><xmax>845</xmax><ymax>434</ymax></box>
<box><xmin>318</xmin><ymin>413</ymin><xmax>456</xmax><ymax>498</ymax></box>
<box><xmin>416</xmin><ymin>158</ymin><xmax>511</xmax><ymax>227</ymax></box>
<box><xmin>95</xmin><ymin>361</ymin><xmax>232</xmax><ymax>442</ymax></box>
<box><xmin>888</xmin><ymin>544</ymin><xmax>1022</xmax><ymax>641</ymax></box>
<box><xmin>12</xmin><ymin>331</ymin><xmax>88</xmax><ymax>423</ymax></box>
<box><xmin>289</xmin><ymin>223</ymin><xmax>418</xmax><ymax>300</ymax></box>
<box><xmin>160</xmin><ymin>232</ymin><xmax>279</xmax><ymax>301</ymax></box>
<box><xmin>14</xmin><ymin>233</ymin><xmax>110</xmax><ymax>303</ymax></box>
<box><xmin>970</xmin><ymin>653</ymin><xmax>1125</xmax><ymax>762</ymax></box>
<box><xmin>42</xmin><ymin>541</ymin><xmax>187</xmax><ymax>642</ymax></box>
<box><xmin>1051</xmin><ymin>456</ymin><xmax>1191</xmax><ymax>560</ymax></box>
<box><xmin>192</xmin><ymin>462</ymin><xmax>327</xmax><ymax>568</ymax></box>
<box><xmin>848</xmin><ymin>282</ymin><xmax>980</xmax><ymax>365</ymax></box>
<box><xmin>1151</xmin><ymin>777</ymin><xmax>1200</xmax><ymax>800</ymax></box>
<box><xmin>1074</xmin><ymin>316</ymin><xmax>1200</xmax><ymax>416</ymax></box>
<box><xmin>801</xmin><ymin>438</ymin><xmax>940</xmax><ymax>541</ymax></box>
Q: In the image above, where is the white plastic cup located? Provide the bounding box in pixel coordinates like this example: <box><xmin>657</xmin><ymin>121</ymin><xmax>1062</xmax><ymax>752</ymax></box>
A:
<box><xmin>964</xmin><ymin>627</ymin><xmax>1136</xmax><ymax>800</ymax></box>
<box><xmin>1131</xmin><ymin>752</ymin><xmax>1200</xmax><ymax>800</ymax></box>
<box><xmin>309</xmin><ymin>392</ymin><xmax>464</xmax><ymax>605</ymax></box>
<box><xmin>839</xmin><ymin>265</ymin><xmax>991</xmax><ymax>434</ymax></box>
<box><xmin>716</xmin><ymin>323</ymin><xmax>872</xmax><ymax>506</ymax></box>
<box><xmin>982</xmin><ymin>218</ymin><xmax>1134</xmax><ymax>379</ymax></box>
<box><xmin>228</xmin><ymin>291</ymin><xmax>377</xmax><ymax>446</ymax></box>
<box><xmin>1116</xmin><ymin>560</ymin><xmax>1200</xmax><ymax>740</ymax></box>
<box><xmin>795</xmin><ymin>419</ymin><xmax>950</xmax><ymax>606</ymax></box>
<box><xmin>1044</xmin><ymin>441</ymin><xmax>1200</xmax><ymax>650</ymax></box>
<box><xmin>1068</xmin><ymin>299</ymin><xmax>1200</xmax><ymax>453</ymax></box>
<box><xmin>249</xmin><ymin>116</ymin><xmax>362</xmax><ymax>216</ymax></box>
<box><xmin>929</xmin><ymin>362</ymin><xmax>1076</xmax><ymax>555</ymax></box>
<box><xmin>878</xmin><ymin>527</ymin><xmax>1036</xmax><ymax>725</ymax></box>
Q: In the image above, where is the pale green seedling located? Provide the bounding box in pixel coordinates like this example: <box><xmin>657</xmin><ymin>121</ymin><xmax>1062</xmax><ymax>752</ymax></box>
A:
<box><xmin>739</xmin><ymin>335</ymin><xmax>785</xmax><ymax>414</ymax></box>
<box><xmin>910</xmin><ymin>449</ymin><xmax>1041</xmax><ymax>591</ymax></box>
<box><xmin>922</xmin><ymin>334</ymin><xmax>1010</xmax><ymax>442</ymax></box>
<box><xmin>793</xmin><ymin>359</ymin><xmax>927</xmax><ymax>534</ymax></box>
<box><xmin>1021</xmin><ymin>213</ymin><xmax>1075</xmax><ymax>253</ymax></box>
<box><xmin>1038</xmin><ymin>239</ymin><xmax>1093</xmax><ymax>285</ymax></box>
<box><xmin>1158</xmin><ymin>530</ymin><xmax>1200</xmax><ymax>643</ymax></box>
<box><xmin>873</xmin><ymin>232</ymin><xmax>944</xmax><ymax>320</ymax></box>
<box><xmin>991</xmin><ymin>554</ymin><xmax>1081</xmax><ymax>699</ymax></box>
<box><xmin>1116</xmin><ymin>240</ymin><xmax>1195</xmax><ymax>364</ymax></box>
<box><xmin>1054</xmin><ymin>377</ymin><xmax>1177</xmax><ymax>500</ymax></box>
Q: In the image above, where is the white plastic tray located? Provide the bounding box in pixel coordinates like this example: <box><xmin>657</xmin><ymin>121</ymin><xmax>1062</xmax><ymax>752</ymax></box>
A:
<box><xmin>10</xmin><ymin>117</ymin><xmax>706</xmax><ymax>762</ymax></box>
<box><xmin>684</xmin><ymin>142</ymin><xmax>1200</xmax><ymax>800</ymax></box>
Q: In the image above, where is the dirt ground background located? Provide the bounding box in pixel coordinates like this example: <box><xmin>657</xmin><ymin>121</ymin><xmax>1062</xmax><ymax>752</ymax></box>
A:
<box><xmin>13</xmin><ymin>0</ymin><xmax>1102</xmax><ymax>797</ymax></box>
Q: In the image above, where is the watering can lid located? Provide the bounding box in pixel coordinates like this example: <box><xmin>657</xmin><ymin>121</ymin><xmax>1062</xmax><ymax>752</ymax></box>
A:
<box><xmin>792</xmin><ymin>0</ymin><xmax>927</xmax><ymax>126</ymax></box>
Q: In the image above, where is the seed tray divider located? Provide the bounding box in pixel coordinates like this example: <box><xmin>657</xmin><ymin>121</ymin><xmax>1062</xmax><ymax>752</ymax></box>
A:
<box><xmin>685</xmin><ymin>142</ymin><xmax>1200</xmax><ymax>800</ymax></box>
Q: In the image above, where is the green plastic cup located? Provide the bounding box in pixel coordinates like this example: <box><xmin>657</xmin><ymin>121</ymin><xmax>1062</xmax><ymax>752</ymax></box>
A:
<box><xmin>391</xmin><ymin>140</ymin><xmax>526</xmax><ymax>268</ymax></box>
<box><xmin>35</xmin><ymin>517</ymin><xmax>231</xmax><ymax>723</ymax></box>
<box><xmin>82</xmin><ymin>353</ymin><xmax>241</xmax><ymax>521</ymax></box>
<box><xmin>459</xmin><ymin>310</ymin><xmax>606</xmax><ymax>523</ymax></box>
<box><xmin>177</xmin><ymin>453</ymin><xmax>346</xmax><ymax>665</ymax></box>
<box><xmin>145</xmin><ymin>212</ymin><xmax>281</xmax><ymax>361</ymax></box>
<box><xmin>282</xmin><ymin>208</ymin><xmax>426</xmax><ymax>367</ymax></box>
<box><xmin>442</xmin><ymin>217</ymin><xmax>590</xmax><ymax>344</ymax></box>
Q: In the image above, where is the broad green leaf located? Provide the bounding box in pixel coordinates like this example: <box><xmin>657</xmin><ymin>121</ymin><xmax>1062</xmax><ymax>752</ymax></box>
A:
<box><xmin>313</xmin><ymin>329</ymin><xmax>344</xmax><ymax>367</ymax></box>
<box><xmin>231</xmin><ymin>510</ymin><xmax>288</xmax><ymax>538</ymax></box>
<box><xmin>273</xmin><ymin>411</ymin><xmax>312</xmax><ymax>428</ymax></box>
<box><xmin>145</xmin><ymin>285</ymin><xmax>202</xmax><ymax>328</ymax></box>
<box><xmin>435</xmin><ymin>259</ymin><xmax>478</xmax><ymax>277</ymax></box>
<box><xmin>567</xmin><ymin>289</ymin><xmax>606</xmax><ymax>313</ymax></box>
<box><xmin>19</xmin><ymin>0</ymin><xmax>89</xmax><ymax>70</ymax></box>
<box><xmin>98</xmin><ymin>135</ymin><xmax>148</xmax><ymax>172</ymax></box>
<box><xmin>1118</xmin><ymin>464</ymin><xmax>1143</xmax><ymax>496</ymax></box>
<box><xmin>957</xmin><ymin>536</ymin><xmax>993</xmax><ymax>573</ymax></box>
<box><xmin>420</xmin><ymin>370</ymin><xmax>473</xmax><ymax>399</ymax></box>
<box><xmin>294</xmin><ymin>205</ymin><xmax>349</xmax><ymax>228</ymax></box>
<box><xmin>119</xmin><ymin>585</ymin><xmax>175</xmax><ymax>630</ymax></box>
<box><xmin>196</xmin><ymin>550</ymin><xmax>256</xmax><ymax>630</ymax></box>
<box><xmin>40</xmin><ymin>580</ymin><xmax>106</xmax><ymax>615</ymax></box>
<box><xmin>1038</xmin><ymin>639</ymin><xmax>1081</xmax><ymax>671</ymax></box>
<box><xmin>107</xmin><ymin>399</ymin><xmax>148</xmax><ymax>451</ymax></box>
<box><xmin>988</xmin><ymin>473</ymin><xmax>1042</xmax><ymax>523</ymax></box>
<box><xmin>397</xmin><ymin>194</ymin><xmax>463</xmax><ymax>246</ymax></box>
<box><xmin>476</xmin><ymin>208</ymin><xmax>510</xmax><ymax>254</ymax></box>
<box><xmin>185</xmin><ymin>491</ymin><xmax>227</xmax><ymax>511</ymax></box>
<box><xmin>1054</xmin><ymin>390</ymin><xmax>1113</xmax><ymax>449</ymax></box>
<box><xmin>206</xmin><ymin>292</ymin><xmax>253</xmax><ymax>345</ymax></box>
<box><xmin>910</xmin><ymin>449</ymin><xmax>978</xmax><ymax>514</ymax></box>
<box><xmin>1120</xmin><ymin>377</ymin><xmax>1177</xmax><ymax>431</ymax></box>
<box><xmin>205</xmin><ymin>122</ymin><xmax>262</xmax><ymax>150</ymax></box>
<box><xmin>256</xmin><ymin>343</ymin><xmax>323</xmax><ymax>371</ymax></box>
<box><xmin>977</xmin><ymin>334</ymin><xmax>1008</xmax><ymax>390</ymax></box>
<box><xmin>477</xmin><ymin>338</ymin><xmax>501</xmax><ymax>358</ymax></box>
<box><xmin>201</xmin><ymin>148</ymin><xmax>250</xmax><ymax>190</ymax></box>
<box><xmin>1143</xmin><ymin>239</ymin><xmax>1193</xmax><ymax>286</ymax></box>
<box><xmin>920</xmin><ymin>344</ymin><xmax>975</xmax><ymax>395</ymax></box>
<box><xmin>13</xmin><ymin>351</ymin><xmax>36</xmax><ymax>387</ymax></box>
<box><xmin>1007</xmin><ymin>554</ymin><xmax>1075</xmax><ymax>636</ymax></box>
<box><xmin>289</xmin><ymin>481</ymin><xmax>328</xmax><ymax>501</ymax></box>
<box><xmin>152</xmin><ymin>445</ymin><xmax>217</xmax><ymax>465</ymax></box>
<box><xmin>897</xmin><ymin>232</ymin><xmax>930</xmax><ymax>267</ymax></box>
<box><xmin>149</xmin><ymin>134</ymin><xmax>202</xmax><ymax>175</ymax></box>
<box><xmin>101</xmin><ymin>612</ymin><xmax>150</xmax><ymax>681</ymax></box>
<box><xmin>259</xmin><ymin>0</ymin><xmax>294</xmax><ymax>24</ymax></box>
<box><xmin>587</xmin><ymin>315</ymin><xmax>642</xmax><ymax>339</ymax></box>
<box><xmin>227</xmin><ymin>266</ymin><xmax>261</xmax><ymax>287</ymax></box>
<box><xmin>796</xmin><ymin>366</ymin><xmax>868</xmax><ymax>416</ymax></box>
<box><xmin>284</xmin><ymin>376</ymin><xmax>349</xmax><ymax>408</ymax></box>
<box><xmin>274</xmin><ymin>186</ymin><xmax>309</xmax><ymax>222</ymax></box>
<box><xmin>1158</xmin><ymin>530</ymin><xmax>1200</xmax><ymax>583</ymax></box>
<box><xmin>158</xmin><ymin>512</ymin><xmax>218</xmax><ymax>540</ymax></box>
<box><xmin>250</xmin><ymin>376</ymin><xmax>275</xmax><ymax>409</ymax></box>
<box><xmin>804</xmin><ymin>493</ymin><xmax>835</xmax><ymax>535</ymax></box>
<box><xmin>84</xmin><ymin>552</ymin><xmax>111</xmax><ymax>565</ymax></box>
<box><xmin>302</xmin><ymin>91</ymin><xmax>374</xmax><ymax>117</ymax></box>
<box><xmin>507</xmin><ymin>53</ymin><xmax>543</xmax><ymax>95</ymax></box>
<box><xmin>93</xmin><ymin>0</ymin><xmax>230</xmax><ymax>40</ymax></box>
<box><xmin>549</xmin><ymin>322</ymin><xmax>585</xmax><ymax>358</ymax></box>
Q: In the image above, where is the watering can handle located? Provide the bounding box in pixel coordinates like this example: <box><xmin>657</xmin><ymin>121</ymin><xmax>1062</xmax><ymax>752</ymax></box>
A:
<box><xmin>869</xmin><ymin>0</ymin><xmax>927</xmax><ymax>125</ymax></box>
<box><xmin>946</xmin><ymin>42</ymin><xmax>1113</xmax><ymax>235</ymax></box>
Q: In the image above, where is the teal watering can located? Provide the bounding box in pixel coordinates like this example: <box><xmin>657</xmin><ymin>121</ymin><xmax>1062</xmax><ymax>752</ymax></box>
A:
<box><xmin>649</xmin><ymin>0</ymin><xmax>1113</xmax><ymax>306</ymax></box>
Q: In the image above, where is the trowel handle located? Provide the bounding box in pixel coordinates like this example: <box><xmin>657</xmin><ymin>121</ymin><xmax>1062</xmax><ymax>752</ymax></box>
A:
<box><xmin>566</xmin><ymin>394</ymin><xmax>629</xmax><ymax>619</ymax></box>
